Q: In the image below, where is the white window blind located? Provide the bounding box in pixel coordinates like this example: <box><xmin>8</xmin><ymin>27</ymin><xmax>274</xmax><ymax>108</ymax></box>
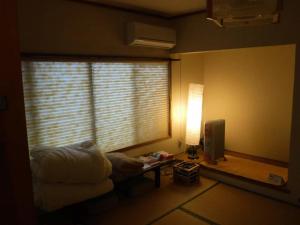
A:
<box><xmin>22</xmin><ymin>62</ymin><xmax>94</xmax><ymax>147</ymax></box>
<box><xmin>92</xmin><ymin>62</ymin><xmax>169</xmax><ymax>151</ymax></box>
<box><xmin>22</xmin><ymin>60</ymin><xmax>170</xmax><ymax>152</ymax></box>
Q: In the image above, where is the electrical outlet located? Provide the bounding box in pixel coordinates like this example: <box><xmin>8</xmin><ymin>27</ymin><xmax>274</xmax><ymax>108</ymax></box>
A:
<box><xmin>0</xmin><ymin>96</ymin><xmax>7</xmax><ymax>111</ymax></box>
<box><xmin>268</xmin><ymin>173</ymin><xmax>285</xmax><ymax>186</ymax></box>
<box><xmin>177</xmin><ymin>140</ymin><xmax>182</xmax><ymax>148</ymax></box>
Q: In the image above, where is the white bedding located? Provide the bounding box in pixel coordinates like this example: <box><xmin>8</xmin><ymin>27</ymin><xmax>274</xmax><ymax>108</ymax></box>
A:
<box><xmin>30</xmin><ymin>141</ymin><xmax>112</xmax><ymax>184</ymax></box>
<box><xmin>33</xmin><ymin>178</ymin><xmax>114</xmax><ymax>212</ymax></box>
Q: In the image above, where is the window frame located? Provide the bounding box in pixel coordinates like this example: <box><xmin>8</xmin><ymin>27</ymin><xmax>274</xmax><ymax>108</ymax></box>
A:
<box><xmin>21</xmin><ymin>53</ymin><xmax>172</xmax><ymax>152</ymax></box>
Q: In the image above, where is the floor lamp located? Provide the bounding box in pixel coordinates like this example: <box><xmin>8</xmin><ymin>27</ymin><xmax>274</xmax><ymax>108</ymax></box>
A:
<box><xmin>185</xmin><ymin>83</ymin><xmax>204</xmax><ymax>159</ymax></box>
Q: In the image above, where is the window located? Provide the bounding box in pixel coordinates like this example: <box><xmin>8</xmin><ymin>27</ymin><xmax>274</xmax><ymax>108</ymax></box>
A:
<box><xmin>22</xmin><ymin>59</ymin><xmax>170</xmax><ymax>152</ymax></box>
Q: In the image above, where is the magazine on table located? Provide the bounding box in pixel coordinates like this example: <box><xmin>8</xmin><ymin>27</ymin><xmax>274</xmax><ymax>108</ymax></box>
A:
<box><xmin>139</xmin><ymin>151</ymin><xmax>174</xmax><ymax>169</ymax></box>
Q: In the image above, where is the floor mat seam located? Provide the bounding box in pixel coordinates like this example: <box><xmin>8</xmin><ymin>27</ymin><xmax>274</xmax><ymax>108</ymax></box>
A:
<box><xmin>147</xmin><ymin>181</ymin><xmax>220</xmax><ymax>225</ymax></box>
<box><xmin>178</xmin><ymin>207</ymin><xmax>221</xmax><ymax>225</ymax></box>
<box><xmin>177</xmin><ymin>182</ymin><xmax>220</xmax><ymax>208</ymax></box>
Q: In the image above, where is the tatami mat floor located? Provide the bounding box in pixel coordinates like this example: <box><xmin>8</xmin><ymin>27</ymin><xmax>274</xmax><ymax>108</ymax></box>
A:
<box><xmin>152</xmin><ymin>209</ymin><xmax>209</xmax><ymax>225</ymax></box>
<box><xmin>84</xmin><ymin>175</ymin><xmax>217</xmax><ymax>225</ymax></box>
<box><xmin>182</xmin><ymin>183</ymin><xmax>300</xmax><ymax>225</ymax></box>
<box><xmin>84</xmin><ymin>174</ymin><xmax>300</xmax><ymax>225</ymax></box>
<box><xmin>43</xmin><ymin>171</ymin><xmax>300</xmax><ymax>225</ymax></box>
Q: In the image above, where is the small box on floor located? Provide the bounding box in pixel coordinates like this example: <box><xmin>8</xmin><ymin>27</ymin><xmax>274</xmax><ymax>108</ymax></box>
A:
<box><xmin>173</xmin><ymin>162</ymin><xmax>200</xmax><ymax>185</ymax></box>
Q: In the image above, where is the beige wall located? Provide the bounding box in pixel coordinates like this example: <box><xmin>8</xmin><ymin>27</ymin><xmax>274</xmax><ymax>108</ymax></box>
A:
<box><xmin>173</xmin><ymin>45</ymin><xmax>295</xmax><ymax>162</ymax></box>
<box><xmin>178</xmin><ymin>54</ymin><xmax>205</xmax><ymax>146</ymax></box>
<box><xmin>18</xmin><ymin>0</ymin><xmax>171</xmax><ymax>57</ymax></box>
<box><xmin>203</xmin><ymin>45</ymin><xmax>295</xmax><ymax>162</ymax></box>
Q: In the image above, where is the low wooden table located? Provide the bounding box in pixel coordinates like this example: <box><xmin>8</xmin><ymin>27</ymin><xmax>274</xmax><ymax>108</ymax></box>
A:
<box><xmin>142</xmin><ymin>159</ymin><xmax>175</xmax><ymax>188</ymax></box>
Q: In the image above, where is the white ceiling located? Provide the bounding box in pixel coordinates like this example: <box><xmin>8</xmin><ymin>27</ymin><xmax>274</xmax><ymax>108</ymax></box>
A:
<box><xmin>84</xmin><ymin>0</ymin><xmax>207</xmax><ymax>17</ymax></box>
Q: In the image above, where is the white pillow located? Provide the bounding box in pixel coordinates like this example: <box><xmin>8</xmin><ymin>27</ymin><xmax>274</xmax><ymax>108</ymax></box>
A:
<box><xmin>30</xmin><ymin>141</ymin><xmax>112</xmax><ymax>184</ymax></box>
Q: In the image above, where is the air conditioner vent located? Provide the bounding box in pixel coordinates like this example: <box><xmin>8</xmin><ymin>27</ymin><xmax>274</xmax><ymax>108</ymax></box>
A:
<box><xmin>207</xmin><ymin>0</ymin><xmax>282</xmax><ymax>27</ymax></box>
<box><xmin>126</xmin><ymin>22</ymin><xmax>176</xmax><ymax>49</ymax></box>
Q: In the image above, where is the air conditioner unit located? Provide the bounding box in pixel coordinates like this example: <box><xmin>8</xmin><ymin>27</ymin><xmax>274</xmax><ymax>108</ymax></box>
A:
<box><xmin>127</xmin><ymin>22</ymin><xmax>176</xmax><ymax>49</ymax></box>
<box><xmin>207</xmin><ymin>0</ymin><xmax>282</xmax><ymax>28</ymax></box>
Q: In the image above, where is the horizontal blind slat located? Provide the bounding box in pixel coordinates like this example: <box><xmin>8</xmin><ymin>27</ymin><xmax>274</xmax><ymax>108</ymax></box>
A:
<box><xmin>92</xmin><ymin>62</ymin><xmax>169</xmax><ymax>152</ymax></box>
<box><xmin>22</xmin><ymin>61</ymin><xmax>93</xmax><ymax>149</ymax></box>
<box><xmin>22</xmin><ymin>61</ymin><xmax>169</xmax><ymax>152</ymax></box>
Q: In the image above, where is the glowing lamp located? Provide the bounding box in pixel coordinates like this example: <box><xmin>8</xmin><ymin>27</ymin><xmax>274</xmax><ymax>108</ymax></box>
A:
<box><xmin>185</xmin><ymin>83</ymin><xmax>204</xmax><ymax>159</ymax></box>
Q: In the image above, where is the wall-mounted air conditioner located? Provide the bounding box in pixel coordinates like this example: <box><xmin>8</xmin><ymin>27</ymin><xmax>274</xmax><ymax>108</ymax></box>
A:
<box><xmin>126</xmin><ymin>22</ymin><xmax>176</xmax><ymax>49</ymax></box>
<box><xmin>207</xmin><ymin>0</ymin><xmax>282</xmax><ymax>28</ymax></box>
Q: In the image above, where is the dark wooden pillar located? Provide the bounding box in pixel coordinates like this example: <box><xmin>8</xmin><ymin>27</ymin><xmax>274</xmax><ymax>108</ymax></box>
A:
<box><xmin>0</xmin><ymin>0</ymin><xmax>37</xmax><ymax>224</ymax></box>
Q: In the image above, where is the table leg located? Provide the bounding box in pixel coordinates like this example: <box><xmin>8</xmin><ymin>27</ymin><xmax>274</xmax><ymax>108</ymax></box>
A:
<box><xmin>154</xmin><ymin>167</ymin><xmax>161</xmax><ymax>188</ymax></box>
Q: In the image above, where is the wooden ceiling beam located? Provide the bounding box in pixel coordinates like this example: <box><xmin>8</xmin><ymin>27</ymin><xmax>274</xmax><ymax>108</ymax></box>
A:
<box><xmin>70</xmin><ymin>0</ymin><xmax>206</xmax><ymax>19</ymax></box>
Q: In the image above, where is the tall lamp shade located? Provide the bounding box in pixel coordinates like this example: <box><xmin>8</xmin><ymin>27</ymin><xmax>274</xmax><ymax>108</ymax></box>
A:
<box><xmin>185</xmin><ymin>83</ymin><xmax>204</xmax><ymax>146</ymax></box>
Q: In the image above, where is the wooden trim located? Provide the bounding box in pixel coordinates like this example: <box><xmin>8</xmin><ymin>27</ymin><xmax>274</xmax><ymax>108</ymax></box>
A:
<box><xmin>21</xmin><ymin>53</ymin><xmax>171</xmax><ymax>62</ymax></box>
<box><xmin>200</xmin><ymin>165</ymin><xmax>290</xmax><ymax>193</ymax></box>
<box><xmin>69</xmin><ymin>0</ymin><xmax>169</xmax><ymax>19</ymax></box>
<box><xmin>0</xmin><ymin>0</ymin><xmax>37</xmax><ymax>224</ymax></box>
<box><xmin>206</xmin><ymin>0</ymin><xmax>213</xmax><ymax>19</ymax></box>
<box><xmin>114</xmin><ymin>136</ymin><xmax>171</xmax><ymax>153</ymax></box>
<box><xmin>168</xmin><ymin>61</ymin><xmax>172</xmax><ymax>138</ymax></box>
<box><xmin>177</xmin><ymin>152</ymin><xmax>290</xmax><ymax>193</ymax></box>
<box><xmin>169</xmin><ymin>9</ymin><xmax>207</xmax><ymax>20</ymax></box>
<box><xmin>69</xmin><ymin>0</ymin><xmax>207</xmax><ymax>19</ymax></box>
<box><xmin>225</xmin><ymin>150</ymin><xmax>289</xmax><ymax>168</ymax></box>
